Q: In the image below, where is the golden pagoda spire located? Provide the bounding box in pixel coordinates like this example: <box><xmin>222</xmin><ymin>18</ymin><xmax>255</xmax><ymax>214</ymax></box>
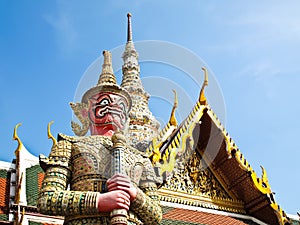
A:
<box><xmin>82</xmin><ymin>50</ymin><xmax>120</xmax><ymax>104</ymax></box>
<box><xmin>97</xmin><ymin>50</ymin><xmax>117</xmax><ymax>85</ymax></box>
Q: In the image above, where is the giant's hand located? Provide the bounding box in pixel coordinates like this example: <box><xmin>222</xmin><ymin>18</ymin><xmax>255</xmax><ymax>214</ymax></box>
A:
<box><xmin>97</xmin><ymin>190</ymin><xmax>131</xmax><ymax>212</ymax></box>
<box><xmin>107</xmin><ymin>174</ymin><xmax>137</xmax><ymax>202</ymax></box>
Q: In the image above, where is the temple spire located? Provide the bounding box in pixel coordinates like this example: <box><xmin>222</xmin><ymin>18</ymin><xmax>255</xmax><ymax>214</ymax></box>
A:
<box><xmin>121</xmin><ymin>13</ymin><xmax>141</xmax><ymax>89</ymax></box>
<box><xmin>121</xmin><ymin>13</ymin><xmax>160</xmax><ymax>151</ymax></box>
<box><xmin>97</xmin><ymin>50</ymin><xmax>117</xmax><ymax>85</ymax></box>
<box><xmin>127</xmin><ymin>13</ymin><xmax>132</xmax><ymax>42</ymax></box>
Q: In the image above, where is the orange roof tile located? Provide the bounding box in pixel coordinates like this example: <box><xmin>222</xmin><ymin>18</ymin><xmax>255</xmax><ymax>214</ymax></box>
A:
<box><xmin>38</xmin><ymin>172</ymin><xmax>45</xmax><ymax>191</ymax></box>
<box><xmin>163</xmin><ymin>208</ymin><xmax>248</xmax><ymax>225</ymax></box>
<box><xmin>0</xmin><ymin>177</ymin><xmax>9</xmax><ymax>214</ymax></box>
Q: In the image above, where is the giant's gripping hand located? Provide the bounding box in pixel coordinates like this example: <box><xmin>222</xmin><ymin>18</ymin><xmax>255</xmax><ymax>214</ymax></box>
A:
<box><xmin>130</xmin><ymin>157</ymin><xmax>162</xmax><ymax>225</ymax></box>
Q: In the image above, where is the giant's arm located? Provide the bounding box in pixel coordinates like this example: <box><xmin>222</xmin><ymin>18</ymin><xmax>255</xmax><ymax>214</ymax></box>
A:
<box><xmin>130</xmin><ymin>159</ymin><xmax>162</xmax><ymax>225</ymax></box>
<box><xmin>37</xmin><ymin>139</ymin><xmax>100</xmax><ymax>216</ymax></box>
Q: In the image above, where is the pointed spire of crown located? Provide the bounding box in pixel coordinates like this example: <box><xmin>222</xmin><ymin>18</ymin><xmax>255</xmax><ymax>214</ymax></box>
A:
<box><xmin>127</xmin><ymin>13</ymin><xmax>133</xmax><ymax>42</ymax></box>
<box><xmin>81</xmin><ymin>50</ymin><xmax>131</xmax><ymax>108</ymax></box>
<box><xmin>97</xmin><ymin>50</ymin><xmax>117</xmax><ymax>85</ymax></box>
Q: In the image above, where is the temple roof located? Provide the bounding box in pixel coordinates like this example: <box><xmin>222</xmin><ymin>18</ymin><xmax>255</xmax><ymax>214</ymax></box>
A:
<box><xmin>198</xmin><ymin>106</ymin><xmax>287</xmax><ymax>224</ymax></box>
<box><xmin>161</xmin><ymin>206</ymin><xmax>261</xmax><ymax>225</ymax></box>
<box><xmin>152</xmin><ymin>100</ymin><xmax>291</xmax><ymax>224</ymax></box>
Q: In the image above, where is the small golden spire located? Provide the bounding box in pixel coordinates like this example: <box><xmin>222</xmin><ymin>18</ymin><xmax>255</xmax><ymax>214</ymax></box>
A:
<box><xmin>47</xmin><ymin>121</ymin><xmax>57</xmax><ymax>146</ymax></box>
<box><xmin>199</xmin><ymin>67</ymin><xmax>209</xmax><ymax>105</ymax></box>
<box><xmin>127</xmin><ymin>13</ymin><xmax>132</xmax><ymax>42</ymax></box>
<box><xmin>169</xmin><ymin>90</ymin><xmax>178</xmax><ymax>126</ymax></box>
<box><xmin>97</xmin><ymin>50</ymin><xmax>117</xmax><ymax>85</ymax></box>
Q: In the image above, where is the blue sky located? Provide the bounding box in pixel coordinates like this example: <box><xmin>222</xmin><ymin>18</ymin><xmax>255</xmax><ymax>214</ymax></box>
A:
<box><xmin>1</xmin><ymin>0</ymin><xmax>299</xmax><ymax>215</ymax></box>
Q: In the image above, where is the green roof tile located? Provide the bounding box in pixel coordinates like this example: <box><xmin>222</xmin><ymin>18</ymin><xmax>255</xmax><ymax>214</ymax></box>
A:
<box><xmin>162</xmin><ymin>206</ymin><xmax>174</xmax><ymax>214</ymax></box>
<box><xmin>0</xmin><ymin>214</ymin><xmax>8</xmax><ymax>221</ymax></box>
<box><xmin>28</xmin><ymin>221</ymin><xmax>43</xmax><ymax>225</ymax></box>
<box><xmin>0</xmin><ymin>170</ymin><xmax>8</xmax><ymax>179</ymax></box>
<box><xmin>26</xmin><ymin>165</ymin><xmax>44</xmax><ymax>206</ymax></box>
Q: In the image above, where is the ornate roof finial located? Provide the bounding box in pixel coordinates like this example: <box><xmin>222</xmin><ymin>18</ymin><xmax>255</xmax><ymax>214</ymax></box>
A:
<box><xmin>199</xmin><ymin>67</ymin><xmax>209</xmax><ymax>105</ymax></box>
<box><xmin>169</xmin><ymin>90</ymin><xmax>178</xmax><ymax>126</ymax></box>
<box><xmin>97</xmin><ymin>50</ymin><xmax>117</xmax><ymax>85</ymax></box>
<box><xmin>127</xmin><ymin>13</ymin><xmax>132</xmax><ymax>42</ymax></box>
<box><xmin>47</xmin><ymin>121</ymin><xmax>57</xmax><ymax>146</ymax></box>
<box><xmin>13</xmin><ymin>123</ymin><xmax>22</xmax><ymax>154</ymax></box>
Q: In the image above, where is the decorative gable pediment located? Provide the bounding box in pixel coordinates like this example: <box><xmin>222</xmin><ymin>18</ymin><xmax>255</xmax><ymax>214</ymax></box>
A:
<box><xmin>158</xmin><ymin>152</ymin><xmax>245</xmax><ymax>214</ymax></box>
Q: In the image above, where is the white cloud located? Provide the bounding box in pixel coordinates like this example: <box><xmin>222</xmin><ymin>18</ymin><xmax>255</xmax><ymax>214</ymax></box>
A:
<box><xmin>239</xmin><ymin>61</ymin><xmax>280</xmax><ymax>81</ymax></box>
<box><xmin>224</xmin><ymin>3</ymin><xmax>300</xmax><ymax>43</ymax></box>
<box><xmin>207</xmin><ymin>2</ymin><xmax>300</xmax><ymax>88</ymax></box>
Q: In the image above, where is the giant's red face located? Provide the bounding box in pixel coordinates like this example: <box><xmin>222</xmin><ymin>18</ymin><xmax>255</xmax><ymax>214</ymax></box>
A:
<box><xmin>87</xmin><ymin>92</ymin><xmax>129</xmax><ymax>136</ymax></box>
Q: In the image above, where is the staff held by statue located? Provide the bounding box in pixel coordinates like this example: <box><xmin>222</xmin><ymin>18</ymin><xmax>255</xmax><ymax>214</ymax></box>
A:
<box><xmin>110</xmin><ymin>131</ymin><xmax>128</xmax><ymax>225</ymax></box>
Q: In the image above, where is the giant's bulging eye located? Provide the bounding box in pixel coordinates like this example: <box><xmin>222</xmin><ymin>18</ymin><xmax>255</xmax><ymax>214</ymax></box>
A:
<box><xmin>99</xmin><ymin>98</ymin><xmax>109</xmax><ymax>106</ymax></box>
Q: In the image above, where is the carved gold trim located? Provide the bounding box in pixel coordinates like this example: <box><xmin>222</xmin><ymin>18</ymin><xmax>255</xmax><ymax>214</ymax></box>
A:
<box><xmin>158</xmin><ymin>188</ymin><xmax>245</xmax><ymax>214</ymax></box>
<box><xmin>198</xmin><ymin>150</ymin><xmax>239</xmax><ymax>201</ymax></box>
<box><xmin>147</xmin><ymin>67</ymin><xmax>208</xmax><ymax>165</ymax></box>
<box><xmin>159</xmin><ymin>117</ymin><xmax>198</xmax><ymax>176</ymax></box>
<box><xmin>270</xmin><ymin>202</ymin><xmax>291</xmax><ymax>225</ymax></box>
<box><xmin>146</xmin><ymin>90</ymin><xmax>178</xmax><ymax>160</ymax></box>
